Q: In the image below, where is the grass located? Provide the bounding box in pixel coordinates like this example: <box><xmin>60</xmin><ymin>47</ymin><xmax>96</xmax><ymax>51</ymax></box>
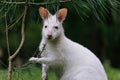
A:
<box><xmin>104</xmin><ymin>63</ymin><xmax>120</xmax><ymax>80</ymax></box>
<box><xmin>0</xmin><ymin>64</ymin><xmax>57</xmax><ymax>80</ymax></box>
<box><xmin>0</xmin><ymin>63</ymin><xmax>120</xmax><ymax>80</ymax></box>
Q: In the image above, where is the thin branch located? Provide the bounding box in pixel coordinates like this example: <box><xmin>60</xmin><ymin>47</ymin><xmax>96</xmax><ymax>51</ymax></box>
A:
<box><xmin>37</xmin><ymin>44</ymin><xmax>46</xmax><ymax>58</ymax></box>
<box><xmin>0</xmin><ymin>60</ymin><xmax>8</xmax><ymax>67</ymax></box>
<box><xmin>8</xmin><ymin>14</ymin><xmax>24</xmax><ymax>30</ymax></box>
<box><xmin>0</xmin><ymin>0</ymin><xmax>71</xmax><ymax>5</ymax></box>
<box><xmin>7</xmin><ymin>2</ymin><xmax>27</xmax><ymax>80</ymax></box>
<box><xmin>5</xmin><ymin>13</ymin><xmax>10</xmax><ymax>57</ymax></box>
<box><xmin>9</xmin><ymin>3</ymin><xmax>27</xmax><ymax>60</ymax></box>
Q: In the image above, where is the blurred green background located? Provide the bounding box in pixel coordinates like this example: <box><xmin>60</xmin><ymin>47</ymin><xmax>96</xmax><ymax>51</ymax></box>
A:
<box><xmin>0</xmin><ymin>0</ymin><xmax>120</xmax><ymax>80</ymax></box>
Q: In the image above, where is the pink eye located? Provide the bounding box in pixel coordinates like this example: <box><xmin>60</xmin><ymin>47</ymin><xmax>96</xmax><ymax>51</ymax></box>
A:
<box><xmin>54</xmin><ymin>26</ymin><xmax>58</xmax><ymax>29</ymax></box>
<box><xmin>45</xmin><ymin>25</ymin><xmax>48</xmax><ymax>28</ymax></box>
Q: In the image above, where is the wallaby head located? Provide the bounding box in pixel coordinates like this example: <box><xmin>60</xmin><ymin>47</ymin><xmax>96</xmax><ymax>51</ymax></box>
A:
<box><xmin>39</xmin><ymin>7</ymin><xmax>67</xmax><ymax>41</ymax></box>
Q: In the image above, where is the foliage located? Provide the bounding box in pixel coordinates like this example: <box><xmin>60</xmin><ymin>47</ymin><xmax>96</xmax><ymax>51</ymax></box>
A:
<box><xmin>105</xmin><ymin>63</ymin><xmax>120</xmax><ymax>80</ymax></box>
<box><xmin>0</xmin><ymin>0</ymin><xmax>120</xmax><ymax>22</ymax></box>
<box><xmin>0</xmin><ymin>64</ymin><xmax>57</xmax><ymax>80</ymax></box>
<box><xmin>0</xmin><ymin>63</ymin><xmax>120</xmax><ymax>80</ymax></box>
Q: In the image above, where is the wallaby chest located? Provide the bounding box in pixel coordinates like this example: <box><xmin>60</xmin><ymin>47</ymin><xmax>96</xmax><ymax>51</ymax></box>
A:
<box><xmin>44</xmin><ymin>43</ymin><xmax>65</xmax><ymax>64</ymax></box>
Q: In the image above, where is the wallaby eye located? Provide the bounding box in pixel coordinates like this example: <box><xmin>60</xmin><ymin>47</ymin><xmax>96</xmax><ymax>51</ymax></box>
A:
<box><xmin>54</xmin><ymin>26</ymin><xmax>58</xmax><ymax>29</ymax></box>
<box><xmin>44</xmin><ymin>25</ymin><xmax>48</xmax><ymax>28</ymax></box>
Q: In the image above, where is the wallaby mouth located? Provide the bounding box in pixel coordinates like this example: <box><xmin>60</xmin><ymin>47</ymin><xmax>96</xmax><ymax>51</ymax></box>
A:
<box><xmin>47</xmin><ymin>37</ymin><xmax>52</xmax><ymax>40</ymax></box>
<box><xmin>47</xmin><ymin>35</ymin><xmax>53</xmax><ymax>40</ymax></box>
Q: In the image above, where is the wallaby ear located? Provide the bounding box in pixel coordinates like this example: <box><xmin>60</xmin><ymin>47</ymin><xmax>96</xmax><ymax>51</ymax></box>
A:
<box><xmin>57</xmin><ymin>8</ymin><xmax>67</xmax><ymax>22</ymax></box>
<box><xmin>39</xmin><ymin>7</ymin><xmax>51</xmax><ymax>20</ymax></box>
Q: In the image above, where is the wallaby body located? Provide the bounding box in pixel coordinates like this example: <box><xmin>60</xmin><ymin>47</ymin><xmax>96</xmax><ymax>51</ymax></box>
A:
<box><xmin>29</xmin><ymin>7</ymin><xmax>108</xmax><ymax>80</ymax></box>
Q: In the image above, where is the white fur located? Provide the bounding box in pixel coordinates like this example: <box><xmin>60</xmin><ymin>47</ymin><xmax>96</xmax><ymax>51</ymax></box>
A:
<box><xmin>29</xmin><ymin>8</ymin><xmax>108</xmax><ymax>80</ymax></box>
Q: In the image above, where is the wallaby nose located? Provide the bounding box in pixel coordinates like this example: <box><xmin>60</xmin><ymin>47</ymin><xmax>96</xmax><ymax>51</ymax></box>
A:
<box><xmin>47</xmin><ymin>34</ymin><xmax>52</xmax><ymax>39</ymax></box>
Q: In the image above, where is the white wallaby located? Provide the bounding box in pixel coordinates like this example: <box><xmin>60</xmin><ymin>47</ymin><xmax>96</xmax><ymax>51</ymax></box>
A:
<box><xmin>29</xmin><ymin>7</ymin><xmax>108</xmax><ymax>80</ymax></box>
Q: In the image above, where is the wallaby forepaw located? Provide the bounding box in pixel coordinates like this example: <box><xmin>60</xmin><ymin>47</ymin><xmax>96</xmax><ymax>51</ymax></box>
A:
<box><xmin>29</xmin><ymin>57</ymin><xmax>38</xmax><ymax>63</ymax></box>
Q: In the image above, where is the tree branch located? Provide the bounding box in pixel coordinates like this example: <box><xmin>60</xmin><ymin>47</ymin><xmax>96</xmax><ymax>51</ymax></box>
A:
<box><xmin>5</xmin><ymin>13</ymin><xmax>10</xmax><ymax>57</ymax></box>
<box><xmin>8</xmin><ymin>14</ymin><xmax>23</xmax><ymax>30</ymax></box>
<box><xmin>0</xmin><ymin>0</ymin><xmax>71</xmax><ymax>5</ymax></box>
<box><xmin>7</xmin><ymin>2</ymin><xmax>27</xmax><ymax>80</ymax></box>
<box><xmin>9</xmin><ymin>3</ymin><xmax>27</xmax><ymax>60</ymax></box>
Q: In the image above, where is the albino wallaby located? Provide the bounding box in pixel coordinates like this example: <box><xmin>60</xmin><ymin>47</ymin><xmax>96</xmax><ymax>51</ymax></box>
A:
<box><xmin>29</xmin><ymin>7</ymin><xmax>108</xmax><ymax>80</ymax></box>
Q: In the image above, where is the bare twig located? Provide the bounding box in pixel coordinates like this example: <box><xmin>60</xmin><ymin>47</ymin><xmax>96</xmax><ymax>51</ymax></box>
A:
<box><xmin>0</xmin><ymin>0</ymin><xmax>71</xmax><ymax>5</ymax></box>
<box><xmin>37</xmin><ymin>44</ymin><xmax>46</xmax><ymax>58</ymax></box>
<box><xmin>7</xmin><ymin>2</ymin><xmax>27</xmax><ymax>80</ymax></box>
<box><xmin>5</xmin><ymin>13</ymin><xmax>10</xmax><ymax>57</ymax></box>
<box><xmin>9</xmin><ymin>3</ymin><xmax>27</xmax><ymax>61</ymax></box>
<box><xmin>8</xmin><ymin>14</ymin><xmax>24</xmax><ymax>30</ymax></box>
<box><xmin>0</xmin><ymin>60</ymin><xmax>8</xmax><ymax>67</ymax></box>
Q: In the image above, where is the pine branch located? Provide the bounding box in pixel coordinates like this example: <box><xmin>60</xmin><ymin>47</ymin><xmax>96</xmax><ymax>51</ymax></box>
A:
<box><xmin>8</xmin><ymin>13</ymin><xmax>23</xmax><ymax>30</ymax></box>
<box><xmin>5</xmin><ymin>13</ymin><xmax>10</xmax><ymax>57</ymax></box>
<box><xmin>9</xmin><ymin>3</ymin><xmax>27</xmax><ymax>61</ymax></box>
<box><xmin>7</xmin><ymin>2</ymin><xmax>27</xmax><ymax>80</ymax></box>
<box><xmin>0</xmin><ymin>0</ymin><xmax>71</xmax><ymax>5</ymax></box>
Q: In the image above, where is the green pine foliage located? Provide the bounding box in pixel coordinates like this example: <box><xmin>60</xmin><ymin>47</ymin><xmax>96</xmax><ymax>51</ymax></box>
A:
<box><xmin>0</xmin><ymin>0</ymin><xmax>120</xmax><ymax>22</ymax></box>
<box><xmin>0</xmin><ymin>64</ymin><xmax>57</xmax><ymax>80</ymax></box>
<box><xmin>0</xmin><ymin>63</ymin><xmax>120</xmax><ymax>80</ymax></box>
